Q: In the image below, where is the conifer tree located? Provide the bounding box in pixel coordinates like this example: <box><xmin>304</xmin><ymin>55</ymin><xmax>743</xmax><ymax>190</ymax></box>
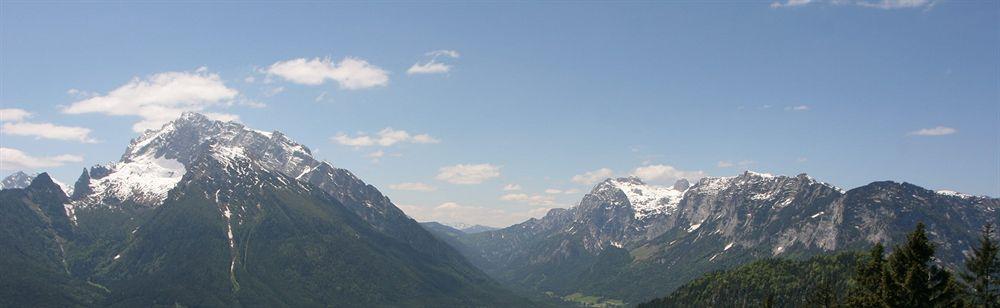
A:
<box><xmin>962</xmin><ymin>223</ymin><xmax>999</xmax><ymax>307</ymax></box>
<box><xmin>848</xmin><ymin>243</ymin><xmax>886</xmax><ymax>307</ymax></box>
<box><xmin>882</xmin><ymin>222</ymin><xmax>960</xmax><ymax>307</ymax></box>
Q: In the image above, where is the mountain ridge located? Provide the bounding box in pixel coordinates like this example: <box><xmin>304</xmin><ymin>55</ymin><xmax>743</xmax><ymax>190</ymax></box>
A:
<box><xmin>425</xmin><ymin>170</ymin><xmax>997</xmax><ymax>304</ymax></box>
<box><xmin>2</xmin><ymin>112</ymin><xmax>532</xmax><ymax>307</ymax></box>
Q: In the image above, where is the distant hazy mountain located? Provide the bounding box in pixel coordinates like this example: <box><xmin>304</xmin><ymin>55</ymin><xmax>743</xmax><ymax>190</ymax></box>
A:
<box><xmin>428</xmin><ymin>172</ymin><xmax>998</xmax><ymax>305</ymax></box>
<box><xmin>2</xmin><ymin>171</ymin><xmax>72</xmax><ymax>196</ymax></box>
<box><xmin>2</xmin><ymin>112</ymin><xmax>528</xmax><ymax>307</ymax></box>
<box><xmin>1</xmin><ymin>171</ymin><xmax>34</xmax><ymax>190</ymax></box>
<box><xmin>431</xmin><ymin>221</ymin><xmax>501</xmax><ymax>234</ymax></box>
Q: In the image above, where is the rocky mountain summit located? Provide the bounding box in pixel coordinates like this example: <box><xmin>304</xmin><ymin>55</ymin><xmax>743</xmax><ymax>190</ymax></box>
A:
<box><xmin>1</xmin><ymin>171</ymin><xmax>35</xmax><ymax>190</ymax></box>
<box><xmin>428</xmin><ymin>171</ymin><xmax>998</xmax><ymax>304</ymax></box>
<box><xmin>2</xmin><ymin>112</ymin><xmax>527</xmax><ymax>307</ymax></box>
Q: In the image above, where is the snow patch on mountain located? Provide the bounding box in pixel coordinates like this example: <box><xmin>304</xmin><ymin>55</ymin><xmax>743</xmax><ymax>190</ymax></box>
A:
<box><xmin>88</xmin><ymin>155</ymin><xmax>186</xmax><ymax>205</ymax></box>
<box><xmin>936</xmin><ymin>190</ymin><xmax>973</xmax><ymax>199</ymax></box>
<box><xmin>607</xmin><ymin>177</ymin><xmax>686</xmax><ymax>219</ymax></box>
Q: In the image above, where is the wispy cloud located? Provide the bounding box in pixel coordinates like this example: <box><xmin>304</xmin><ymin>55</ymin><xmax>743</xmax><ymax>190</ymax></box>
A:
<box><xmin>408</xmin><ymin>49</ymin><xmax>460</xmax><ymax>75</ymax></box>
<box><xmin>571</xmin><ymin>168</ymin><xmax>614</xmax><ymax>185</ymax></box>
<box><xmin>407</xmin><ymin>62</ymin><xmax>452</xmax><ymax>75</ymax></box>
<box><xmin>315</xmin><ymin>91</ymin><xmax>328</xmax><ymax>102</ymax></box>
<box><xmin>2</xmin><ymin>122</ymin><xmax>98</xmax><ymax>143</ymax></box>
<box><xmin>785</xmin><ymin>105</ymin><xmax>810</xmax><ymax>111</ymax></box>
<box><xmin>503</xmin><ymin>183</ymin><xmax>522</xmax><ymax>191</ymax></box>
<box><xmin>631</xmin><ymin>164</ymin><xmax>706</xmax><ymax>184</ymax></box>
<box><xmin>544</xmin><ymin>188</ymin><xmax>580</xmax><ymax>195</ymax></box>
<box><xmin>500</xmin><ymin>193</ymin><xmax>560</xmax><ymax>207</ymax></box>
<box><xmin>389</xmin><ymin>182</ymin><xmax>437</xmax><ymax>192</ymax></box>
<box><xmin>770</xmin><ymin>0</ymin><xmax>812</xmax><ymax>8</ymax></box>
<box><xmin>427</xmin><ymin>50</ymin><xmax>461</xmax><ymax>58</ymax></box>
<box><xmin>331</xmin><ymin>128</ymin><xmax>440</xmax><ymax>147</ymax></box>
<box><xmin>857</xmin><ymin>0</ymin><xmax>931</xmax><ymax>9</ymax></box>
<box><xmin>717</xmin><ymin>160</ymin><xmax>755</xmax><ymax>168</ymax></box>
<box><xmin>397</xmin><ymin>201</ymin><xmax>548</xmax><ymax>228</ymax></box>
<box><xmin>265</xmin><ymin>57</ymin><xmax>389</xmax><ymax>89</ymax></box>
<box><xmin>437</xmin><ymin>163</ymin><xmax>501</xmax><ymax>184</ymax></box>
<box><xmin>264</xmin><ymin>86</ymin><xmax>285</xmax><ymax>97</ymax></box>
<box><xmin>0</xmin><ymin>147</ymin><xmax>83</xmax><ymax>170</ymax></box>
<box><xmin>771</xmin><ymin>0</ymin><xmax>933</xmax><ymax>9</ymax></box>
<box><xmin>0</xmin><ymin>108</ymin><xmax>32</xmax><ymax>122</ymax></box>
<box><xmin>909</xmin><ymin>126</ymin><xmax>956</xmax><ymax>136</ymax></box>
<box><xmin>61</xmin><ymin>67</ymin><xmax>240</xmax><ymax>132</ymax></box>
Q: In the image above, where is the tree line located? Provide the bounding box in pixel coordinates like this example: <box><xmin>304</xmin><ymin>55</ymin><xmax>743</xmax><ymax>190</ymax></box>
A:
<box><xmin>640</xmin><ymin>223</ymin><xmax>999</xmax><ymax>307</ymax></box>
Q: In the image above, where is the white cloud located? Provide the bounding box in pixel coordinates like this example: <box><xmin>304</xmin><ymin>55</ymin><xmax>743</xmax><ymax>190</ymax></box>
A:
<box><xmin>436</xmin><ymin>163</ymin><xmax>501</xmax><ymax>184</ymax></box>
<box><xmin>717</xmin><ymin>160</ymin><xmax>754</xmax><ymax>168</ymax></box>
<box><xmin>427</xmin><ymin>50</ymin><xmax>461</xmax><ymax>58</ymax></box>
<box><xmin>315</xmin><ymin>91</ymin><xmax>328</xmax><ymax>102</ymax></box>
<box><xmin>367</xmin><ymin>150</ymin><xmax>385</xmax><ymax>162</ymax></box>
<box><xmin>331</xmin><ymin>127</ymin><xmax>440</xmax><ymax>147</ymax></box>
<box><xmin>796</xmin><ymin>157</ymin><xmax>809</xmax><ymax>163</ymax></box>
<box><xmin>544</xmin><ymin>188</ymin><xmax>563</xmax><ymax>194</ymax></box>
<box><xmin>0</xmin><ymin>108</ymin><xmax>32</xmax><ymax>122</ymax></box>
<box><xmin>770</xmin><ymin>0</ymin><xmax>812</xmax><ymax>8</ymax></box>
<box><xmin>631</xmin><ymin>164</ymin><xmax>706</xmax><ymax>184</ymax></box>
<box><xmin>332</xmin><ymin>134</ymin><xmax>374</xmax><ymax>147</ymax></box>
<box><xmin>66</xmin><ymin>88</ymin><xmax>98</xmax><ymax>98</ymax></box>
<box><xmin>264</xmin><ymin>57</ymin><xmax>389</xmax><ymax>90</ymax></box>
<box><xmin>571</xmin><ymin>168</ymin><xmax>614</xmax><ymax>185</ymax></box>
<box><xmin>858</xmin><ymin>0</ymin><xmax>930</xmax><ymax>9</ymax></box>
<box><xmin>500</xmin><ymin>193</ymin><xmax>559</xmax><ymax>207</ymax></box>
<box><xmin>909</xmin><ymin>126</ymin><xmax>956</xmax><ymax>136</ymax></box>
<box><xmin>2</xmin><ymin>122</ymin><xmax>98</xmax><ymax>143</ymax></box>
<box><xmin>389</xmin><ymin>182</ymin><xmax>437</xmax><ymax>192</ymax></box>
<box><xmin>785</xmin><ymin>105</ymin><xmax>810</xmax><ymax>111</ymax></box>
<box><xmin>238</xmin><ymin>99</ymin><xmax>266</xmax><ymax>109</ymax></box>
<box><xmin>397</xmin><ymin>201</ymin><xmax>546</xmax><ymax>228</ymax></box>
<box><xmin>61</xmin><ymin>68</ymin><xmax>239</xmax><ymax>132</ymax></box>
<box><xmin>407</xmin><ymin>61</ymin><xmax>452</xmax><ymax>75</ymax></box>
<box><xmin>563</xmin><ymin>188</ymin><xmax>581</xmax><ymax>194</ymax></box>
<box><xmin>0</xmin><ymin>147</ymin><xmax>83</xmax><ymax>171</ymax></box>
<box><xmin>408</xmin><ymin>49</ymin><xmax>460</xmax><ymax>75</ymax></box>
<box><xmin>771</xmin><ymin>0</ymin><xmax>932</xmax><ymax>9</ymax></box>
<box><xmin>264</xmin><ymin>86</ymin><xmax>285</xmax><ymax>97</ymax></box>
<box><xmin>503</xmin><ymin>183</ymin><xmax>522</xmax><ymax>191</ymax></box>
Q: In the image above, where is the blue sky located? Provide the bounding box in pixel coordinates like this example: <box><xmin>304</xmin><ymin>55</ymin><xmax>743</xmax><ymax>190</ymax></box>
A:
<box><xmin>1</xmin><ymin>1</ymin><xmax>997</xmax><ymax>226</ymax></box>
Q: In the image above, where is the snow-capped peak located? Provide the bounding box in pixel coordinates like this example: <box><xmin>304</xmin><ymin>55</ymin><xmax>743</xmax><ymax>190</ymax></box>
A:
<box><xmin>2</xmin><ymin>171</ymin><xmax>73</xmax><ymax>196</ymax></box>
<box><xmin>76</xmin><ymin>112</ymin><xmax>329</xmax><ymax>208</ymax></box>
<box><xmin>599</xmin><ymin>177</ymin><xmax>687</xmax><ymax>220</ymax></box>
<box><xmin>936</xmin><ymin>189</ymin><xmax>975</xmax><ymax>199</ymax></box>
<box><xmin>1</xmin><ymin>171</ymin><xmax>36</xmax><ymax>190</ymax></box>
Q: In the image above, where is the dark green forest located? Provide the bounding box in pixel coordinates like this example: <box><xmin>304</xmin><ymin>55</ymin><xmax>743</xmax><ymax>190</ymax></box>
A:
<box><xmin>640</xmin><ymin>223</ymin><xmax>1000</xmax><ymax>308</ymax></box>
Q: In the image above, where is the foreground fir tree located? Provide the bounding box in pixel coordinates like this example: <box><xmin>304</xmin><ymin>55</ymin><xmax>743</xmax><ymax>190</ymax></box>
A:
<box><xmin>847</xmin><ymin>243</ymin><xmax>886</xmax><ymax>307</ymax></box>
<box><xmin>961</xmin><ymin>223</ymin><xmax>1000</xmax><ymax>307</ymax></box>
<box><xmin>882</xmin><ymin>222</ymin><xmax>961</xmax><ymax>307</ymax></box>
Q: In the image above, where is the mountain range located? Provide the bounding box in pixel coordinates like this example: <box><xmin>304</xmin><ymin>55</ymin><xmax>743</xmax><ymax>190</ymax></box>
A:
<box><xmin>424</xmin><ymin>173</ymin><xmax>998</xmax><ymax>304</ymax></box>
<box><xmin>2</xmin><ymin>112</ymin><xmax>996</xmax><ymax>307</ymax></box>
<box><xmin>1</xmin><ymin>112</ymin><xmax>526</xmax><ymax>307</ymax></box>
